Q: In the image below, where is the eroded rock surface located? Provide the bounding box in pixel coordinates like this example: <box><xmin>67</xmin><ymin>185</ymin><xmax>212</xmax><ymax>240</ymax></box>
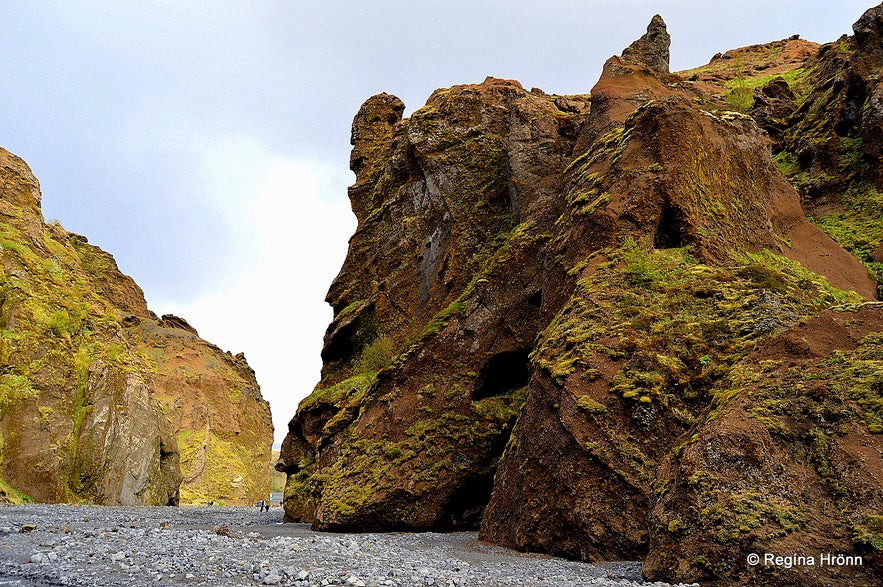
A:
<box><xmin>621</xmin><ymin>14</ymin><xmax>671</xmax><ymax>74</ymax></box>
<box><xmin>281</xmin><ymin>9</ymin><xmax>883</xmax><ymax>586</ymax></box>
<box><xmin>0</xmin><ymin>148</ymin><xmax>273</xmax><ymax>506</ymax></box>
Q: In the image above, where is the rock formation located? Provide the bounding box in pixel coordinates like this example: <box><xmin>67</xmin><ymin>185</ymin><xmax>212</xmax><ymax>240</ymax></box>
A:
<box><xmin>279</xmin><ymin>6</ymin><xmax>883</xmax><ymax>585</ymax></box>
<box><xmin>278</xmin><ymin>78</ymin><xmax>590</xmax><ymax>530</ymax></box>
<box><xmin>0</xmin><ymin>148</ymin><xmax>273</xmax><ymax>506</ymax></box>
<box><xmin>621</xmin><ymin>14</ymin><xmax>670</xmax><ymax>73</ymax></box>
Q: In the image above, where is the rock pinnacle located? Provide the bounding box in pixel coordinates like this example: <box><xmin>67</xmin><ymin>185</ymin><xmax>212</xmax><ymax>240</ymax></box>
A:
<box><xmin>621</xmin><ymin>14</ymin><xmax>670</xmax><ymax>73</ymax></box>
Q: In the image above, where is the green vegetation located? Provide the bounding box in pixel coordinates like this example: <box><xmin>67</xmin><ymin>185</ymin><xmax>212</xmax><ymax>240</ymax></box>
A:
<box><xmin>771</xmin><ymin>150</ymin><xmax>834</xmax><ymax>195</ymax></box>
<box><xmin>723</xmin><ymin>71</ymin><xmax>753</xmax><ymax>113</ymax></box>
<box><xmin>536</xmin><ymin>241</ymin><xmax>859</xmax><ymax>405</ymax></box>
<box><xmin>299</xmin><ymin>371</ymin><xmax>376</xmax><ymax>413</ymax></box>
<box><xmin>0</xmin><ymin>478</ymin><xmax>33</xmax><ymax>504</ymax></box>
<box><xmin>566</xmin><ymin>127</ymin><xmax>630</xmax><ymax>180</ymax></box>
<box><xmin>576</xmin><ymin>396</ymin><xmax>608</xmax><ymax>414</ymax></box>
<box><xmin>812</xmin><ymin>179</ymin><xmax>883</xmax><ymax>281</ymax></box>
<box><xmin>179</xmin><ymin>430</ymin><xmax>268</xmax><ymax>505</ymax></box>
<box><xmin>296</xmin><ymin>384</ymin><xmax>527</xmax><ymax>524</ymax></box>
<box><xmin>0</xmin><ymin>373</ymin><xmax>37</xmax><ymax>407</ymax></box>
<box><xmin>723</xmin><ymin>68</ymin><xmax>807</xmax><ymax>113</ymax></box>
<box><xmin>356</xmin><ymin>335</ymin><xmax>395</xmax><ymax>373</ymax></box>
<box><xmin>700</xmin><ymin>490</ymin><xmax>805</xmax><ymax>543</ymax></box>
<box><xmin>748</xmin><ymin>330</ymin><xmax>883</xmax><ymax>436</ymax></box>
<box><xmin>854</xmin><ymin>515</ymin><xmax>883</xmax><ymax>551</ymax></box>
<box><xmin>0</xmin><ymin>198</ymin><xmax>271</xmax><ymax>505</ymax></box>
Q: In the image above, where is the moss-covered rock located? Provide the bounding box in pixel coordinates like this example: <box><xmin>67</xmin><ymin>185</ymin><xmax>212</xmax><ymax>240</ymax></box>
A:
<box><xmin>280</xmin><ymin>8</ymin><xmax>883</xmax><ymax>587</ymax></box>
<box><xmin>0</xmin><ymin>147</ymin><xmax>272</xmax><ymax>505</ymax></box>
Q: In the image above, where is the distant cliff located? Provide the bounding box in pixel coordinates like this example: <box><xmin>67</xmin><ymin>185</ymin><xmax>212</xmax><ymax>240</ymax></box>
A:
<box><xmin>0</xmin><ymin>148</ymin><xmax>273</xmax><ymax>506</ymax></box>
<box><xmin>279</xmin><ymin>5</ymin><xmax>883</xmax><ymax>586</ymax></box>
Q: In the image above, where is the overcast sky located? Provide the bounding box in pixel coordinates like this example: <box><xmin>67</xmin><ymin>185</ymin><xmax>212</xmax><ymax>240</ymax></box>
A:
<box><xmin>0</xmin><ymin>1</ymin><xmax>873</xmax><ymax>446</ymax></box>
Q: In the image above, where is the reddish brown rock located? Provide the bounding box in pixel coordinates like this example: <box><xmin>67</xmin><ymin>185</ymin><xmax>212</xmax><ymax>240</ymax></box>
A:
<box><xmin>279</xmin><ymin>8</ymin><xmax>883</xmax><ymax>586</ymax></box>
<box><xmin>0</xmin><ymin>147</ymin><xmax>273</xmax><ymax>505</ymax></box>
<box><xmin>645</xmin><ymin>305</ymin><xmax>883</xmax><ymax>585</ymax></box>
<box><xmin>480</xmin><ymin>35</ymin><xmax>874</xmax><ymax>569</ymax></box>
<box><xmin>278</xmin><ymin>77</ymin><xmax>589</xmax><ymax>530</ymax></box>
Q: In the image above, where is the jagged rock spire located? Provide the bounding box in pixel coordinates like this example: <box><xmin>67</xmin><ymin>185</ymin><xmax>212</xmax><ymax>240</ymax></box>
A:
<box><xmin>853</xmin><ymin>2</ymin><xmax>883</xmax><ymax>54</ymax></box>
<box><xmin>621</xmin><ymin>14</ymin><xmax>670</xmax><ymax>73</ymax></box>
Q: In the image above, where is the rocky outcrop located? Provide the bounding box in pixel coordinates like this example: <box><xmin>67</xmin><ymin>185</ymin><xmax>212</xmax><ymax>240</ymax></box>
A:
<box><xmin>280</xmin><ymin>8</ymin><xmax>883</xmax><ymax>586</ymax></box>
<box><xmin>0</xmin><ymin>148</ymin><xmax>273</xmax><ymax>505</ymax></box>
<box><xmin>278</xmin><ymin>77</ymin><xmax>590</xmax><ymax>530</ymax></box>
<box><xmin>675</xmin><ymin>4</ymin><xmax>883</xmax><ymax>301</ymax></box>
<box><xmin>644</xmin><ymin>304</ymin><xmax>883</xmax><ymax>585</ymax></box>
<box><xmin>480</xmin><ymin>19</ymin><xmax>874</xmax><ymax>576</ymax></box>
<box><xmin>621</xmin><ymin>14</ymin><xmax>670</xmax><ymax>73</ymax></box>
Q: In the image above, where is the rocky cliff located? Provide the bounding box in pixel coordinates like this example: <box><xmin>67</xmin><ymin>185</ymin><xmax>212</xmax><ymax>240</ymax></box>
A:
<box><xmin>0</xmin><ymin>148</ymin><xmax>273</xmax><ymax>506</ymax></box>
<box><xmin>279</xmin><ymin>6</ymin><xmax>883</xmax><ymax>585</ymax></box>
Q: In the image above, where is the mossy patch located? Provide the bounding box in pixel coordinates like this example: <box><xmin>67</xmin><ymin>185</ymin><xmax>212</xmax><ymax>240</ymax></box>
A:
<box><xmin>811</xmin><ymin>179</ymin><xmax>883</xmax><ymax>281</ymax></box>
<box><xmin>701</xmin><ymin>490</ymin><xmax>805</xmax><ymax>543</ymax></box>
<box><xmin>536</xmin><ymin>241</ymin><xmax>859</xmax><ymax>408</ymax></box>
<box><xmin>854</xmin><ymin>515</ymin><xmax>883</xmax><ymax>551</ymax></box>
<box><xmin>304</xmin><ymin>386</ymin><xmax>526</xmax><ymax>526</ymax></box>
<box><xmin>577</xmin><ymin>396</ymin><xmax>608</xmax><ymax>414</ymax></box>
<box><xmin>0</xmin><ymin>478</ymin><xmax>33</xmax><ymax>504</ymax></box>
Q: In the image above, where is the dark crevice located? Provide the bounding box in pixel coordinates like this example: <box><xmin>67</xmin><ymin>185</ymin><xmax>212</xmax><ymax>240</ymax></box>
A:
<box><xmin>321</xmin><ymin>320</ymin><xmax>357</xmax><ymax>364</ymax></box>
<box><xmin>654</xmin><ymin>204</ymin><xmax>689</xmax><ymax>249</ymax></box>
<box><xmin>440</xmin><ymin>415</ymin><xmax>519</xmax><ymax>530</ymax></box>
<box><xmin>473</xmin><ymin>348</ymin><xmax>531</xmax><ymax>400</ymax></box>
<box><xmin>441</xmin><ymin>475</ymin><xmax>495</xmax><ymax>529</ymax></box>
<box><xmin>527</xmin><ymin>290</ymin><xmax>543</xmax><ymax>307</ymax></box>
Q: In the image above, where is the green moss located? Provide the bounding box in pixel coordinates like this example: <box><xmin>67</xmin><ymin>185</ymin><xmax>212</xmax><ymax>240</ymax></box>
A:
<box><xmin>812</xmin><ymin>180</ymin><xmax>883</xmax><ymax>281</ymax></box>
<box><xmin>701</xmin><ymin>490</ymin><xmax>805</xmax><ymax>543</ymax></box>
<box><xmin>854</xmin><ymin>515</ymin><xmax>883</xmax><ymax>551</ymax></box>
<box><xmin>0</xmin><ymin>374</ymin><xmax>37</xmax><ymax>407</ymax></box>
<box><xmin>311</xmin><ymin>384</ymin><xmax>527</xmax><ymax>523</ymax></box>
<box><xmin>566</xmin><ymin>127</ymin><xmax>630</xmax><ymax>180</ymax></box>
<box><xmin>299</xmin><ymin>372</ymin><xmax>377</xmax><ymax>412</ymax></box>
<box><xmin>667</xmin><ymin>517</ymin><xmax>686</xmax><ymax>533</ymax></box>
<box><xmin>0</xmin><ymin>478</ymin><xmax>33</xmax><ymax>504</ymax></box>
<box><xmin>536</xmin><ymin>243</ymin><xmax>860</xmax><ymax>422</ymax></box>
<box><xmin>356</xmin><ymin>335</ymin><xmax>395</xmax><ymax>373</ymax></box>
<box><xmin>179</xmin><ymin>430</ymin><xmax>268</xmax><ymax>505</ymax></box>
<box><xmin>419</xmin><ymin>298</ymin><xmax>466</xmax><ymax>338</ymax></box>
<box><xmin>577</xmin><ymin>395</ymin><xmax>608</xmax><ymax>414</ymax></box>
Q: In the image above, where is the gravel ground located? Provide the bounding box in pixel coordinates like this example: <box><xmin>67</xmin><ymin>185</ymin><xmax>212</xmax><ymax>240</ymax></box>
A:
<box><xmin>0</xmin><ymin>505</ymin><xmax>698</xmax><ymax>587</ymax></box>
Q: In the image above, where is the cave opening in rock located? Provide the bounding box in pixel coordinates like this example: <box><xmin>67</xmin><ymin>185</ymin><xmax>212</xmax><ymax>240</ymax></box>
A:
<box><xmin>527</xmin><ymin>290</ymin><xmax>543</xmax><ymax>307</ymax></box>
<box><xmin>440</xmin><ymin>414</ymin><xmax>518</xmax><ymax>530</ymax></box>
<box><xmin>654</xmin><ymin>203</ymin><xmax>689</xmax><ymax>249</ymax></box>
<box><xmin>441</xmin><ymin>473</ymin><xmax>495</xmax><ymax>530</ymax></box>
<box><xmin>320</xmin><ymin>320</ymin><xmax>357</xmax><ymax>364</ymax></box>
<box><xmin>473</xmin><ymin>348</ymin><xmax>531</xmax><ymax>400</ymax></box>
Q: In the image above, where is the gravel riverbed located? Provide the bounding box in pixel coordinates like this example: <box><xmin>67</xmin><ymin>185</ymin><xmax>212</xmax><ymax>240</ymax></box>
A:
<box><xmin>0</xmin><ymin>505</ymin><xmax>698</xmax><ymax>587</ymax></box>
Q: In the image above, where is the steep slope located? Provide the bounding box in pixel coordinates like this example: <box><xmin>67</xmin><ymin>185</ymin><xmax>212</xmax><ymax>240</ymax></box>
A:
<box><xmin>679</xmin><ymin>3</ymin><xmax>883</xmax><ymax>296</ymax></box>
<box><xmin>0</xmin><ymin>148</ymin><xmax>273</xmax><ymax>505</ymax></box>
<box><xmin>277</xmin><ymin>79</ymin><xmax>590</xmax><ymax>529</ymax></box>
<box><xmin>645</xmin><ymin>304</ymin><xmax>883</xmax><ymax>585</ymax></box>
<box><xmin>279</xmin><ymin>6</ymin><xmax>883</xmax><ymax>586</ymax></box>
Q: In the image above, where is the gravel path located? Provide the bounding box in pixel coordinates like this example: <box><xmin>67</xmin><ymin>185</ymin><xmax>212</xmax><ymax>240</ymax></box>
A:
<box><xmin>0</xmin><ymin>505</ymin><xmax>698</xmax><ymax>587</ymax></box>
